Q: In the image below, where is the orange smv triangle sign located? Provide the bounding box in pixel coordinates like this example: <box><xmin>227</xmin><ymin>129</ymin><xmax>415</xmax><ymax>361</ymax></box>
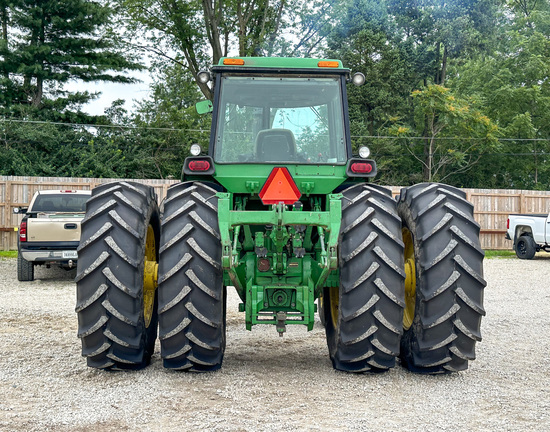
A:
<box><xmin>259</xmin><ymin>167</ymin><xmax>302</xmax><ymax>205</ymax></box>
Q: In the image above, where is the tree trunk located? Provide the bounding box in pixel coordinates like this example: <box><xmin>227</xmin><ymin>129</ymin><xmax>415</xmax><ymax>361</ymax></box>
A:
<box><xmin>202</xmin><ymin>0</ymin><xmax>223</xmax><ymax>65</ymax></box>
<box><xmin>434</xmin><ymin>42</ymin><xmax>441</xmax><ymax>84</ymax></box>
<box><xmin>32</xmin><ymin>76</ymin><xmax>43</xmax><ymax>107</ymax></box>
<box><xmin>1</xmin><ymin>6</ymin><xmax>7</xmax><ymax>42</ymax></box>
<box><xmin>440</xmin><ymin>45</ymin><xmax>448</xmax><ymax>86</ymax></box>
<box><xmin>267</xmin><ymin>0</ymin><xmax>285</xmax><ymax>56</ymax></box>
<box><xmin>236</xmin><ymin>2</ymin><xmax>246</xmax><ymax>56</ymax></box>
<box><xmin>1</xmin><ymin>6</ymin><xmax>8</xmax><ymax>80</ymax></box>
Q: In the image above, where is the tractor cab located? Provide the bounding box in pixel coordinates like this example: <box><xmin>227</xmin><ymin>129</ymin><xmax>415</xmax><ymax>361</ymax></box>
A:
<box><xmin>184</xmin><ymin>58</ymin><xmax>375</xmax><ymax>194</ymax></box>
<box><xmin>212</xmin><ymin>68</ymin><xmax>348</xmax><ymax>165</ymax></box>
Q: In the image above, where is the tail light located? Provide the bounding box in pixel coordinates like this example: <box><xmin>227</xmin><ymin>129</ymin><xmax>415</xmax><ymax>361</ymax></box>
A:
<box><xmin>346</xmin><ymin>158</ymin><xmax>377</xmax><ymax>178</ymax></box>
<box><xmin>183</xmin><ymin>156</ymin><xmax>215</xmax><ymax>176</ymax></box>
<box><xmin>188</xmin><ymin>160</ymin><xmax>211</xmax><ymax>171</ymax></box>
<box><xmin>507</xmin><ymin>218</ymin><xmax>510</xmax><ymax>229</ymax></box>
<box><xmin>350</xmin><ymin>162</ymin><xmax>373</xmax><ymax>174</ymax></box>
<box><xmin>19</xmin><ymin>221</ymin><xmax>27</xmax><ymax>242</ymax></box>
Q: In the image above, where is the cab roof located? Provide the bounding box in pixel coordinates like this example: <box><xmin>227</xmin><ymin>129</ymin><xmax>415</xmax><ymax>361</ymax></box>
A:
<box><xmin>214</xmin><ymin>57</ymin><xmax>349</xmax><ymax>74</ymax></box>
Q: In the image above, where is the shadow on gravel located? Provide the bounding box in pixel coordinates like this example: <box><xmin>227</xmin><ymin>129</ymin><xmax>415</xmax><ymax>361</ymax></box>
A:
<box><xmin>33</xmin><ymin>264</ymin><xmax>77</xmax><ymax>281</ymax></box>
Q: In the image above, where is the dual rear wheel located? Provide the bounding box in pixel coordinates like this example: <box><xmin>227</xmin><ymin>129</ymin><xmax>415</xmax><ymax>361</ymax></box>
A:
<box><xmin>323</xmin><ymin>183</ymin><xmax>486</xmax><ymax>374</ymax></box>
<box><xmin>76</xmin><ymin>181</ymin><xmax>225</xmax><ymax>371</ymax></box>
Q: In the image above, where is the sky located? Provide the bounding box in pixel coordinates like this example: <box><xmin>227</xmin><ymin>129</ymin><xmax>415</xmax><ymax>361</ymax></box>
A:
<box><xmin>68</xmin><ymin>71</ymin><xmax>153</xmax><ymax>116</ymax></box>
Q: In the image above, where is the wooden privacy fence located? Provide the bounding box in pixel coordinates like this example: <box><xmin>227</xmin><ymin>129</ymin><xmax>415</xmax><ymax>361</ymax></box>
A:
<box><xmin>1</xmin><ymin>175</ymin><xmax>549</xmax><ymax>251</ymax></box>
<box><xmin>1</xmin><ymin>176</ymin><xmax>178</xmax><ymax>251</ymax></box>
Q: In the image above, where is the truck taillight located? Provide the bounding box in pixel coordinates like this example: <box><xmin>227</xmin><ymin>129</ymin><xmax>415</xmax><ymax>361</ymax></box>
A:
<box><xmin>350</xmin><ymin>162</ymin><xmax>373</xmax><ymax>174</ymax></box>
<box><xmin>19</xmin><ymin>221</ymin><xmax>27</xmax><ymax>242</ymax></box>
<box><xmin>507</xmin><ymin>218</ymin><xmax>510</xmax><ymax>229</ymax></box>
<box><xmin>188</xmin><ymin>160</ymin><xmax>211</xmax><ymax>171</ymax></box>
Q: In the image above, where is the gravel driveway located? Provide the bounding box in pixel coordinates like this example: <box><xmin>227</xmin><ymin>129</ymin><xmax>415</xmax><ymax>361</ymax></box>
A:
<box><xmin>1</xmin><ymin>256</ymin><xmax>549</xmax><ymax>431</ymax></box>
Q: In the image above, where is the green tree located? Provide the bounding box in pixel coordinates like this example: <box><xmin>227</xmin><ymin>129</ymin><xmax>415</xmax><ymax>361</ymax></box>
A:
<box><xmin>391</xmin><ymin>85</ymin><xmax>500</xmax><ymax>183</ymax></box>
<box><xmin>387</xmin><ymin>0</ymin><xmax>501</xmax><ymax>86</ymax></box>
<box><xmin>0</xmin><ymin>0</ymin><xmax>143</xmax><ymax>112</ymax></box>
<box><xmin>131</xmin><ymin>62</ymin><xmax>211</xmax><ymax>179</ymax></box>
<box><xmin>450</xmin><ymin>0</ymin><xmax>550</xmax><ymax>188</ymax></box>
<box><xmin>120</xmin><ymin>0</ymin><xmax>340</xmax><ymax>99</ymax></box>
<box><xmin>0</xmin><ymin>0</ymin><xmax>152</xmax><ymax>178</ymax></box>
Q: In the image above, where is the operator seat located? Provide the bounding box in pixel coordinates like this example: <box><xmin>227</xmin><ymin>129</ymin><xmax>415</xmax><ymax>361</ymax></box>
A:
<box><xmin>256</xmin><ymin>129</ymin><xmax>297</xmax><ymax>162</ymax></box>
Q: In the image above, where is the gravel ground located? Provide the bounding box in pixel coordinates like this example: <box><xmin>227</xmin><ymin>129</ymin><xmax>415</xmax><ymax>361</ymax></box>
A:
<box><xmin>1</xmin><ymin>256</ymin><xmax>550</xmax><ymax>431</ymax></box>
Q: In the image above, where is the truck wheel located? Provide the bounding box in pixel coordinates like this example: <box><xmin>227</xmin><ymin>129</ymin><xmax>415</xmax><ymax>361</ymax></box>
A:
<box><xmin>17</xmin><ymin>254</ymin><xmax>34</xmax><ymax>281</ymax></box>
<box><xmin>158</xmin><ymin>182</ymin><xmax>225</xmax><ymax>371</ymax></box>
<box><xmin>398</xmin><ymin>183</ymin><xmax>486</xmax><ymax>373</ymax></box>
<box><xmin>75</xmin><ymin>181</ymin><xmax>160</xmax><ymax>370</ymax></box>
<box><xmin>324</xmin><ymin>184</ymin><xmax>405</xmax><ymax>372</ymax></box>
<box><xmin>515</xmin><ymin>235</ymin><xmax>536</xmax><ymax>260</ymax></box>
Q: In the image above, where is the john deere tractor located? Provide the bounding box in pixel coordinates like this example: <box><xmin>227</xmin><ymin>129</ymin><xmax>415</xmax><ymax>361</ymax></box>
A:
<box><xmin>76</xmin><ymin>57</ymin><xmax>486</xmax><ymax>373</ymax></box>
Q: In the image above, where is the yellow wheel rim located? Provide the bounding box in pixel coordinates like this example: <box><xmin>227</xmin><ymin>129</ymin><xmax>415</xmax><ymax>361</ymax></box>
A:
<box><xmin>143</xmin><ymin>225</ymin><xmax>158</xmax><ymax>328</ymax></box>
<box><xmin>329</xmin><ymin>286</ymin><xmax>339</xmax><ymax>329</ymax></box>
<box><xmin>402</xmin><ymin>227</ymin><xmax>416</xmax><ymax>330</ymax></box>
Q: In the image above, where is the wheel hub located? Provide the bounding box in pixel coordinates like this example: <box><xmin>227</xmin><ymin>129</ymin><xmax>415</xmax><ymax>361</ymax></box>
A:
<box><xmin>329</xmin><ymin>286</ymin><xmax>339</xmax><ymax>329</ymax></box>
<box><xmin>402</xmin><ymin>228</ymin><xmax>416</xmax><ymax>330</ymax></box>
<box><xmin>143</xmin><ymin>225</ymin><xmax>158</xmax><ymax>328</ymax></box>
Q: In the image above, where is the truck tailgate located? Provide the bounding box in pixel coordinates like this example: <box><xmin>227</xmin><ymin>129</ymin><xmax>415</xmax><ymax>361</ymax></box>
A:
<box><xmin>27</xmin><ymin>214</ymin><xmax>84</xmax><ymax>242</ymax></box>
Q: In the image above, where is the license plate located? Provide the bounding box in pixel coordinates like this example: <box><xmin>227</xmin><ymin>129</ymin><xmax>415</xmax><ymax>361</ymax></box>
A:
<box><xmin>62</xmin><ymin>251</ymin><xmax>78</xmax><ymax>259</ymax></box>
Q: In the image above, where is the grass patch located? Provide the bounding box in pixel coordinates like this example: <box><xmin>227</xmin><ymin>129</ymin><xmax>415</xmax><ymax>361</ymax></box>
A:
<box><xmin>485</xmin><ymin>250</ymin><xmax>516</xmax><ymax>259</ymax></box>
<box><xmin>0</xmin><ymin>251</ymin><xmax>17</xmax><ymax>258</ymax></box>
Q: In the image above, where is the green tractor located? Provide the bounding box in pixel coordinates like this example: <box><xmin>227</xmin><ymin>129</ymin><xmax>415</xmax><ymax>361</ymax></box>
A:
<box><xmin>75</xmin><ymin>57</ymin><xmax>486</xmax><ymax>374</ymax></box>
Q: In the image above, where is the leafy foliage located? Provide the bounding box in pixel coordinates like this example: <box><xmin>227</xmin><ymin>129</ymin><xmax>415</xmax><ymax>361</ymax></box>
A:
<box><xmin>1</xmin><ymin>0</ymin><xmax>549</xmax><ymax>190</ymax></box>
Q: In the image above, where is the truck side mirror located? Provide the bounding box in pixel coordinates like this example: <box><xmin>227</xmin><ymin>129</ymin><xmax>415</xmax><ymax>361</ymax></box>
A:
<box><xmin>196</xmin><ymin>100</ymin><xmax>213</xmax><ymax>115</ymax></box>
<box><xmin>13</xmin><ymin>207</ymin><xmax>27</xmax><ymax>215</ymax></box>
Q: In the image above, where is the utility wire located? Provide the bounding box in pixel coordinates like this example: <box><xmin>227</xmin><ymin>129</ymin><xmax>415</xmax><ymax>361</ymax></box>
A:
<box><xmin>0</xmin><ymin>118</ymin><xmax>208</xmax><ymax>133</ymax></box>
<box><xmin>1</xmin><ymin>118</ymin><xmax>550</xmax><ymax>142</ymax></box>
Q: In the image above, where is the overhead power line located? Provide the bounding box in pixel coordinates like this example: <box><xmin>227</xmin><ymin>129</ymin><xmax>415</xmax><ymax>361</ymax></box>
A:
<box><xmin>0</xmin><ymin>118</ymin><xmax>209</xmax><ymax>133</ymax></box>
<box><xmin>1</xmin><ymin>118</ymin><xmax>550</xmax><ymax>142</ymax></box>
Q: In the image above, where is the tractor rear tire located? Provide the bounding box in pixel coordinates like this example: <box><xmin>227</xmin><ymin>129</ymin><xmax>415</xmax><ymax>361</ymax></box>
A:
<box><xmin>324</xmin><ymin>184</ymin><xmax>405</xmax><ymax>372</ymax></box>
<box><xmin>75</xmin><ymin>181</ymin><xmax>160</xmax><ymax>370</ymax></box>
<box><xmin>398</xmin><ymin>183</ymin><xmax>486</xmax><ymax>373</ymax></box>
<box><xmin>158</xmin><ymin>182</ymin><xmax>225</xmax><ymax>371</ymax></box>
<box><xmin>17</xmin><ymin>254</ymin><xmax>34</xmax><ymax>281</ymax></box>
<box><xmin>515</xmin><ymin>235</ymin><xmax>536</xmax><ymax>260</ymax></box>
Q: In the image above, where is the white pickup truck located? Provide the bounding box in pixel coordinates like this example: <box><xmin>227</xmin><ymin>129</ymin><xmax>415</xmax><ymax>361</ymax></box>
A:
<box><xmin>506</xmin><ymin>212</ymin><xmax>550</xmax><ymax>259</ymax></box>
<box><xmin>14</xmin><ymin>190</ymin><xmax>91</xmax><ymax>281</ymax></box>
